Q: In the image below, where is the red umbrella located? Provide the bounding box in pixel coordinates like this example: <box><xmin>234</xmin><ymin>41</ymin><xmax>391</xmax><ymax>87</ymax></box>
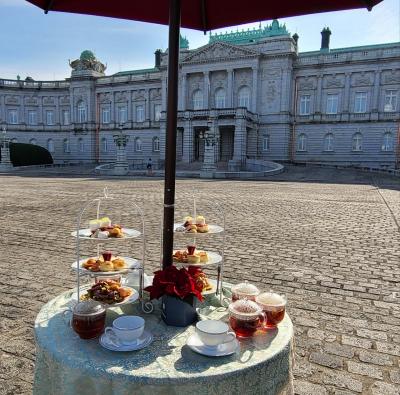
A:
<box><xmin>27</xmin><ymin>0</ymin><xmax>383</xmax><ymax>268</ymax></box>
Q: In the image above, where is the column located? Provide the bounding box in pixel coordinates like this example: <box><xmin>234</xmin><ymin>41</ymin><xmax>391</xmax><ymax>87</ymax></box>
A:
<box><xmin>280</xmin><ymin>69</ymin><xmax>292</xmax><ymax>113</ymax></box>
<box><xmin>215</xmin><ymin>125</ymin><xmax>220</xmax><ymax>162</ymax></box>
<box><xmin>111</xmin><ymin>91</ymin><xmax>116</xmax><ymax>123</ymax></box>
<box><xmin>39</xmin><ymin>96</ymin><xmax>44</xmax><ymax>125</ymax></box>
<box><xmin>127</xmin><ymin>91</ymin><xmax>132</xmax><ymax>122</ymax></box>
<box><xmin>232</xmin><ymin>108</ymin><xmax>247</xmax><ymax>166</ymax></box>
<box><xmin>182</xmin><ymin>114</ymin><xmax>193</xmax><ymax>163</ymax></box>
<box><xmin>252</xmin><ymin>66</ymin><xmax>258</xmax><ymax>113</ymax></box>
<box><xmin>203</xmin><ymin>71</ymin><xmax>210</xmax><ymax>109</ymax></box>
<box><xmin>161</xmin><ymin>76</ymin><xmax>167</xmax><ymax>112</ymax></box>
<box><xmin>55</xmin><ymin>97</ymin><xmax>60</xmax><ymax>125</ymax></box>
<box><xmin>146</xmin><ymin>88</ymin><xmax>151</xmax><ymax>120</ymax></box>
<box><xmin>227</xmin><ymin>69</ymin><xmax>233</xmax><ymax>108</ymax></box>
<box><xmin>159</xmin><ymin>118</ymin><xmax>166</xmax><ymax>163</ymax></box>
<box><xmin>315</xmin><ymin>74</ymin><xmax>323</xmax><ymax>113</ymax></box>
<box><xmin>372</xmin><ymin>70</ymin><xmax>381</xmax><ymax>112</ymax></box>
<box><xmin>180</xmin><ymin>73</ymin><xmax>187</xmax><ymax>111</ymax></box>
<box><xmin>21</xmin><ymin>96</ymin><xmax>26</xmax><ymax>125</ymax></box>
<box><xmin>343</xmin><ymin>72</ymin><xmax>351</xmax><ymax>113</ymax></box>
<box><xmin>0</xmin><ymin>95</ymin><xmax>5</xmax><ymax>122</ymax></box>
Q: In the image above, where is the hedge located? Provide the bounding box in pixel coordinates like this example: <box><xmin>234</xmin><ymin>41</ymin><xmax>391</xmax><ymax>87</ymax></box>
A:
<box><xmin>0</xmin><ymin>143</ymin><xmax>53</xmax><ymax>167</ymax></box>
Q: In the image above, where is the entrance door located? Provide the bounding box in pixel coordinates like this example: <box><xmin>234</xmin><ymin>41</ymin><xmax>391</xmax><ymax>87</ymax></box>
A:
<box><xmin>194</xmin><ymin>129</ymin><xmax>205</xmax><ymax>162</ymax></box>
<box><xmin>219</xmin><ymin>128</ymin><xmax>234</xmax><ymax>162</ymax></box>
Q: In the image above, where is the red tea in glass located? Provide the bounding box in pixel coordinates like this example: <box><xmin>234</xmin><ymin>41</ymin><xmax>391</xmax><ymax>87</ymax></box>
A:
<box><xmin>187</xmin><ymin>244</ymin><xmax>196</xmax><ymax>255</ymax></box>
<box><xmin>231</xmin><ymin>281</ymin><xmax>260</xmax><ymax>302</ymax></box>
<box><xmin>68</xmin><ymin>301</ymin><xmax>106</xmax><ymax>339</ymax></box>
<box><xmin>256</xmin><ymin>292</ymin><xmax>286</xmax><ymax>329</ymax></box>
<box><xmin>102</xmin><ymin>250</ymin><xmax>112</xmax><ymax>261</ymax></box>
<box><xmin>228</xmin><ymin>299</ymin><xmax>263</xmax><ymax>338</ymax></box>
<box><xmin>229</xmin><ymin>316</ymin><xmax>261</xmax><ymax>338</ymax></box>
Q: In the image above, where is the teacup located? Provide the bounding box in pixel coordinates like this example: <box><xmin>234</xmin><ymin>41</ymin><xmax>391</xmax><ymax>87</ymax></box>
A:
<box><xmin>196</xmin><ymin>320</ymin><xmax>236</xmax><ymax>347</ymax></box>
<box><xmin>105</xmin><ymin>315</ymin><xmax>144</xmax><ymax>345</ymax></box>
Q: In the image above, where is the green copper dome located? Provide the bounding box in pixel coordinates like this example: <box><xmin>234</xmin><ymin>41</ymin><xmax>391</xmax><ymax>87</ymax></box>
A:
<box><xmin>80</xmin><ymin>50</ymin><xmax>96</xmax><ymax>61</ymax></box>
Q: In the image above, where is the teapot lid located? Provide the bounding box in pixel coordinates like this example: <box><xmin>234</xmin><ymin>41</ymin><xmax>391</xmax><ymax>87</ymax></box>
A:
<box><xmin>231</xmin><ymin>280</ymin><xmax>260</xmax><ymax>296</ymax></box>
<box><xmin>73</xmin><ymin>300</ymin><xmax>105</xmax><ymax>316</ymax></box>
<box><xmin>229</xmin><ymin>298</ymin><xmax>262</xmax><ymax>320</ymax></box>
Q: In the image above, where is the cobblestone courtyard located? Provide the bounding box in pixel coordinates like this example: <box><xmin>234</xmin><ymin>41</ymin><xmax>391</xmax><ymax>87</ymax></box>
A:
<box><xmin>1</xmin><ymin>167</ymin><xmax>400</xmax><ymax>395</ymax></box>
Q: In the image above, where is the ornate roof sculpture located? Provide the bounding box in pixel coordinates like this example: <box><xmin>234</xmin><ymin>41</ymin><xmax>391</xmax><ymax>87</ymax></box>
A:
<box><xmin>180</xmin><ymin>34</ymin><xmax>189</xmax><ymax>49</ymax></box>
<box><xmin>209</xmin><ymin>19</ymin><xmax>289</xmax><ymax>45</ymax></box>
<box><xmin>69</xmin><ymin>50</ymin><xmax>106</xmax><ymax>77</ymax></box>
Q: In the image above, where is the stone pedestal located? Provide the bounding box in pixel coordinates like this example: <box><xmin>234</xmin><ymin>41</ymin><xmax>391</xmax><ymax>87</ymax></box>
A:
<box><xmin>0</xmin><ymin>145</ymin><xmax>13</xmax><ymax>171</ymax></box>
<box><xmin>113</xmin><ymin>146</ymin><xmax>129</xmax><ymax>176</ymax></box>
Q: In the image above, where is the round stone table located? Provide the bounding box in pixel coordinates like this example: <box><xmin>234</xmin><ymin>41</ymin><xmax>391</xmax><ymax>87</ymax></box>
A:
<box><xmin>33</xmin><ymin>288</ymin><xmax>294</xmax><ymax>395</ymax></box>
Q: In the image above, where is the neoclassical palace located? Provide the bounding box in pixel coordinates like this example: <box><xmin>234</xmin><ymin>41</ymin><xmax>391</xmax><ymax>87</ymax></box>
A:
<box><xmin>0</xmin><ymin>20</ymin><xmax>399</xmax><ymax>169</ymax></box>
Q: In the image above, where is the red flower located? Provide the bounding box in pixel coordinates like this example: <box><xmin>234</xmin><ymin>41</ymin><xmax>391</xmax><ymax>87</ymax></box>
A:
<box><xmin>145</xmin><ymin>265</ymin><xmax>204</xmax><ymax>302</ymax></box>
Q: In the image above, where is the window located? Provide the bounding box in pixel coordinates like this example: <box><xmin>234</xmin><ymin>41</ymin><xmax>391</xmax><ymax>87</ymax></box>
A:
<box><xmin>384</xmin><ymin>90</ymin><xmax>397</xmax><ymax>112</ymax></box>
<box><xmin>28</xmin><ymin>110</ymin><xmax>37</xmax><ymax>125</ymax></box>
<box><xmin>29</xmin><ymin>138</ymin><xmax>37</xmax><ymax>145</ymax></box>
<box><xmin>193</xmin><ymin>90</ymin><xmax>203</xmax><ymax>110</ymax></box>
<box><xmin>152</xmin><ymin>136</ymin><xmax>160</xmax><ymax>152</ymax></box>
<box><xmin>326</xmin><ymin>94</ymin><xmax>339</xmax><ymax>114</ymax></box>
<box><xmin>9</xmin><ymin>110</ymin><xmax>18</xmax><ymax>124</ymax></box>
<box><xmin>238</xmin><ymin>86</ymin><xmax>250</xmax><ymax>108</ymax></box>
<box><xmin>299</xmin><ymin>95</ymin><xmax>311</xmax><ymax>115</ymax></box>
<box><xmin>63</xmin><ymin>110</ymin><xmax>70</xmax><ymax>125</ymax></box>
<box><xmin>46</xmin><ymin>110</ymin><xmax>54</xmax><ymax>125</ymax></box>
<box><xmin>354</xmin><ymin>92</ymin><xmax>367</xmax><ymax>113</ymax></box>
<box><xmin>102</xmin><ymin>107</ymin><xmax>110</xmax><ymax>124</ymax></box>
<box><xmin>323</xmin><ymin>133</ymin><xmax>334</xmax><ymax>151</ymax></box>
<box><xmin>101</xmin><ymin>137</ymin><xmax>108</xmax><ymax>152</ymax></box>
<box><xmin>63</xmin><ymin>138</ymin><xmax>70</xmax><ymax>153</ymax></box>
<box><xmin>214</xmin><ymin>88</ymin><xmax>226</xmax><ymax>109</ymax></box>
<box><xmin>47</xmin><ymin>138</ymin><xmax>54</xmax><ymax>153</ymax></box>
<box><xmin>118</xmin><ymin>106</ymin><xmax>127</xmax><ymax>123</ymax></box>
<box><xmin>136</xmin><ymin>105</ymin><xmax>144</xmax><ymax>122</ymax></box>
<box><xmin>135</xmin><ymin>137</ymin><xmax>142</xmax><ymax>152</ymax></box>
<box><xmin>352</xmin><ymin>132</ymin><xmax>362</xmax><ymax>151</ymax></box>
<box><xmin>262</xmin><ymin>135</ymin><xmax>270</xmax><ymax>151</ymax></box>
<box><xmin>382</xmin><ymin>132</ymin><xmax>393</xmax><ymax>151</ymax></box>
<box><xmin>78</xmin><ymin>138</ymin><xmax>85</xmax><ymax>153</ymax></box>
<box><xmin>297</xmin><ymin>133</ymin><xmax>307</xmax><ymax>151</ymax></box>
<box><xmin>77</xmin><ymin>101</ymin><xmax>87</xmax><ymax>123</ymax></box>
<box><xmin>154</xmin><ymin>104</ymin><xmax>162</xmax><ymax>121</ymax></box>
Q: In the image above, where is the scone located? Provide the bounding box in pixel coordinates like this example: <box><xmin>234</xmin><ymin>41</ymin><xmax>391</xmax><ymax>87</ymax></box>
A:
<box><xmin>187</xmin><ymin>254</ymin><xmax>201</xmax><ymax>264</ymax></box>
<box><xmin>99</xmin><ymin>261</ymin><xmax>114</xmax><ymax>272</ymax></box>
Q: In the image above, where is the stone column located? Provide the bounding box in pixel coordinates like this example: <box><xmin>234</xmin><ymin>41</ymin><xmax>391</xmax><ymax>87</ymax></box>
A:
<box><xmin>0</xmin><ymin>138</ymin><xmax>13</xmax><ymax>171</ymax></box>
<box><xmin>372</xmin><ymin>70</ymin><xmax>381</xmax><ymax>112</ymax></box>
<box><xmin>315</xmin><ymin>74</ymin><xmax>323</xmax><ymax>113</ymax></box>
<box><xmin>180</xmin><ymin>73</ymin><xmax>187</xmax><ymax>111</ymax></box>
<box><xmin>252</xmin><ymin>66</ymin><xmax>258</xmax><ymax>113</ymax></box>
<box><xmin>182</xmin><ymin>113</ymin><xmax>193</xmax><ymax>163</ymax></box>
<box><xmin>161</xmin><ymin>76</ymin><xmax>167</xmax><ymax>112</ymax></box>
<box><xmin>203</xmin><ymin>71</ymin><xmax>210</xmax><ymax>109</ymax></box>
<box><xmin>230</xmin><ymin>108</ymin><xmax>247</xmax><ymax>170</ymax></box>
<box><xmin>146</xmin><ymin>88</ymin><xmax>151</xmax><ymax>120</ymax></box>
<box><xmin>128</xmin><ymin>91</ymin><xmax>132</xmax><ymax>122</ymax></box>
<box><xmin>227</xmin><ymin>69</ymin><xmax>233</xmax><ymax>108</ymax></box>
<box><xmin>343</xmin><ymin>72</ymin><xmax>351</xmax><ymax>113</ymax></box>
<box><xmin>111</xmin><ymin>91</ymin><xmax>116</xmax><ymax>123</ymax></box>
<box><xmin>280</xmin><ymin>69</ymin><xmax>292</xmax><ymax>113</ymax></box>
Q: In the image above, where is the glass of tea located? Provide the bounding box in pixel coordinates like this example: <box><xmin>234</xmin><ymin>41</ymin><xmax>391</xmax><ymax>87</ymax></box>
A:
<box><xmin>256</xmin><ymin>292</ymin><xmax>287</xmax><ymax>329</ymax></box>
<box><xmin>231</xmin><ymin>281</ymin><xmax>260</xmax><ymax>302</ymax></box>
<box><xmin>64</xmin><ymin>300</ymin><xmax>106</xmax><ymax>339</ymax></box>
<box><xmin>228</xmin><ymin>298</ymin><xmax>264</xmax><ymax>338</ymax></box>
<box><xmin>187</xmin><ymin>244</ymin><xmax>196</xmax><ymax>255</ymax></box>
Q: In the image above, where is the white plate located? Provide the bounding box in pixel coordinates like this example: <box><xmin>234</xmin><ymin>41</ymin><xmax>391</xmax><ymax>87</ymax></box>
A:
<box><xmin>174</xmin><ymin>223</ymin><xmax>224</xmax><ymax>234</ymax></box>
<box><xmin>72</xmin><ymin>285</ymin><xmax>139</xmax><ymax>307</ymax></box>
<box><xmin>71</xmin><ymin>256</ymin><xmax>140</xmax><ymax>275</ymax></box>
<box><xmin>173</xmin><ymin>250</ymin><xmax>222</xmax><ymax>267</ymax></box>
<box><xmin>187</xmin><ymin>332</ymin><xmax>239</xmax><ymax>357</ymax></box>
<box><xmin>100</xmin><ymin>330</ymin><xmax>153</xmax><ymax>352</ymax></box>
<box><xmin>71</xmin><ymin>228</ymin><xmax>141</xmax><ymax>240</ymax></box>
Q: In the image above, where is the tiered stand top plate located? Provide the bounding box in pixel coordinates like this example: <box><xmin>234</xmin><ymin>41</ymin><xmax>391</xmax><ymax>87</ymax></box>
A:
<box><xmin>173</xmin><ymin>223</ymin><xmax>224</xmax><ymax>234</ymax></box>
<box><xmin>71</xmin><ymin>228</ymin><xmax>141</xmax><ymax>240</ymax></box>
<box><xmin>71</xmin><ymin>256</ymin><xmax>141</xmax><ymax>275</ymax></box>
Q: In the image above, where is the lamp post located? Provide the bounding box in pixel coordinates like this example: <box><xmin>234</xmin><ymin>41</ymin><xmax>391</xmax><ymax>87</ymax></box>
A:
<box><xmin>112</xmin><ymin>123</ymin><xmax>129</xmax><ymax>175</ymax></box>
<box><xmin>200</xmin><ymin>120</ymin><xmax>219</xmax><ymax>177</ymax></box>
<box><xmin>0</xmin><ymin>126</ymin><xmax>13</xmax><ymax>171</ymax></box>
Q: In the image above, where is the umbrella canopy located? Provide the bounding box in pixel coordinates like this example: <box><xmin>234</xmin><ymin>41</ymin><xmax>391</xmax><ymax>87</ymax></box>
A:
<box><xmin>27</xmin><ymin>0</ymin><xmax>382</xmax><ymax>31</ymax></box>
<box><xmin>26</xmin><ymin>0</ymin><xmax>382</xmax><ymax>269</ymax></box>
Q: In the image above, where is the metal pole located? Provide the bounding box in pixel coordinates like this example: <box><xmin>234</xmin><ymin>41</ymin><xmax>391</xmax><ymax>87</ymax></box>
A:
<box><xmin>163</xmin><ymin>0</ymin><xmax>181</xmax><ymax>268</ymax></box>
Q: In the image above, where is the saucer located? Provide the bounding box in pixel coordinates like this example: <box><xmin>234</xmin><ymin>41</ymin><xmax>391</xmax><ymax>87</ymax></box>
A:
<box><xmin>187</xmin><ymin>333</ymin><xmax>240</xmax><ymax>357</ymax></box>
<box><xmin>100</xmin><ymin>330</ymin><xmax>153</xmax><ymax>352</ymax></box>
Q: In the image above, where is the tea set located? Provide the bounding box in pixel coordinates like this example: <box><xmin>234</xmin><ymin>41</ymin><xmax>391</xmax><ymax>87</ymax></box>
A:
<box><xmin>66</xmin><ymin>280</ymin><xmax>287</xmax><ymax>356</ymax></box>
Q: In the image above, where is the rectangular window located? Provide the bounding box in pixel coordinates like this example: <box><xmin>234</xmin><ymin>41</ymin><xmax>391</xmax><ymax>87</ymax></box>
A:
<box><xmin>102</xmin><ymin>107</ymin><xmax>110</xmax><ymax>124</ymax></box>
<box><xmin>154</xmin><ymin>104</ymin><xmax>162</xmax><ymax>121</ymax></box>
<box><xmin>299</xmin><ymin>95</ymin><xmax>311</xmax><ymax>115</ymax></box>
<box><xmin>262</xmin><ymin>135</ymin><xmax>270</xmax><ymax>151</ymax></box>
<box><xmin>46</xmin><ymin>110</ymin><xmax>54</xmax><ymax>125</ymax></box>
<box><xmin>28</xmin><ymin>110</ymin><xmax>37</xmax><ymax>125</ymax></box>
<box><xmin>136</xmin><ymin>105</ymin><xmax>144</xmax><ymax>122</ymax></box>
<box><xmin>354</xmin><ymin>92</ymin><xmax>367</xmax><ymax>113</ymax></box>
<box><xmin>63</xmin><ymin>110</ymin><xmax>70</xmax><ymax>125</ymax></box>
<box><xmin>9</xmin><ymin>110</ymin><xmax>18</xmax><ymax>124</ymax></box>
<box><xmin>118</xmin><ymin>106</ymin><xmax>127</xmax><ymax>123</ymax></box>
<box><xmin>326</xmin><ymin>94</ymin><xmax>339</xmax><ymax>114</ymax></box>
<box><xmin>384</xmin><ymin>90</ymin><xmax>397</xmax><ymax>112</ymax></box>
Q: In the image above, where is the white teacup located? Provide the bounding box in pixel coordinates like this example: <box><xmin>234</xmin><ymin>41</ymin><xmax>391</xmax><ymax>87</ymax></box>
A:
<box><xmin>196</xmin><ymin>320</ymin><xmax>236</xmax><ymax>347</ymax></box>
<box><xmin>105</xmin><ymin>315</ymin><xmax>144</xmax><ymax>345</ymax></box>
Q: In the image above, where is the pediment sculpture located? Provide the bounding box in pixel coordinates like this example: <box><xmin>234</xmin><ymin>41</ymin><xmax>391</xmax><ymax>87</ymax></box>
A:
<box><xmin>69</xmin><ymin>50</ymin><xmax>106</xmax><ymax>75</ymax></box>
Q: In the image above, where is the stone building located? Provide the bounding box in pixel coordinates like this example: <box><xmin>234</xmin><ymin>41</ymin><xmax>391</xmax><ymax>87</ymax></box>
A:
<box><xmin>0</xmin><ymin>20</ymin><xmax>399</xmax><ymax>169</ymax></box>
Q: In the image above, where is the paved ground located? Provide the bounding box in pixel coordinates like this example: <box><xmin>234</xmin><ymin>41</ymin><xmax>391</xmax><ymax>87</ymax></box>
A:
<box><xmin>0</xmin><ymin>166</ymin><xmax>400</xmax><ymax>395</ymax></box>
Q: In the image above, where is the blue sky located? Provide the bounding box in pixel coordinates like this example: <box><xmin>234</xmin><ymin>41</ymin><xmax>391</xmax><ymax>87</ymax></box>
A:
<box><xmin>0</xmin><ymin>0</ymin><xmax>399</xmax><ymax>80</ymax></box>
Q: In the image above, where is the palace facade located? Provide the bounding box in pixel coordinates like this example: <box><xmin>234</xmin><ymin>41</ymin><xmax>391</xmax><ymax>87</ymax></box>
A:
<box><xmin>0</xmin><ymin>20</ymin><xmax>399</xmax><ymax>169</ymax></box>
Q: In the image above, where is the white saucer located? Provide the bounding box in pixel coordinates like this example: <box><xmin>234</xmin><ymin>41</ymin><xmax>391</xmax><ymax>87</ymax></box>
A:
<box><xmin>187</xmin><ymin>333</ymin><xmax>240</xmax><ymax>357</ymax></box>
<box><xmin>100</xmin><ymin>330</ymin><xmax>153</xmax><ymax>352</ymax></box>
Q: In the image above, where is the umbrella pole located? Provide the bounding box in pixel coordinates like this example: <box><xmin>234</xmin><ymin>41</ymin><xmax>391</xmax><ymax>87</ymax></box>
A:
<box><xmin>162</xmin><ymin>0</ymin><xmax>181</xmax><ymax>268</ymax></box>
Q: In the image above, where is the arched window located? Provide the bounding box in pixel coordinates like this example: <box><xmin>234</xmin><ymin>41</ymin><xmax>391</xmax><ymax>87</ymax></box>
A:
<box><xmin>47</xmin><ymin>138</ymin><xmax>54</xmax><ymax>153</ymax></box>
<box><xmin>214</xmin><ymin>88</ymin><xmax>226</xmax><ymax>109</ymax></box>
<box><xmin>238</xmin><ymin>86</ymin><xmax>250</xmax><ymax>108</ymax></box>
<box><xmin>78</xmin><ymin>138</ymin><xmax>85</xmax><ymax>153</ymax></box>
<box><xmin>63</xmin><ymin>138</ymin><xmax>70</xmax><ymax>153</ymax></box>
<box><xmin>382</xmin><ymin>132</ymin><xmax>393</xmax><ymax>152</ymax></box>
<box><xmin>77</xmin><ymin>101</ymin><xmax>87</xmax><ymax>123</ymax></box>
<box><xmin>135</xmin><ymin>137</ymin><xmax>142</xmax><ymax>152</ymax></box>
<box><xmin>192</xmin><ymin>90</ymin><xmax>203</xmax><ymax>110</ymax></box>
<box><xmin>29</xmin><ymin>138</ymin><xmax>37</xmax><ymax>145</ymax></box>
<box><xmin>262</xmin><ymin>135</ymin><xmax>270</xmax><ymax>151</ymax></box>
<box><xmin>11</xmin><ymin>138</ymin><xmax>18</xmax><ymax>143</ymax></box>
<box><xmin>297</xmin><ymin>133</ymin><xmax>307</xmax><ymax>152</ymax></box>
<box><xmin>324</xmin><ymin>133</ymin><xmax>334</xmax><ymax>152</ymax></box>
<box><xmin>152</xmin><ymin>137</ymin><xmax>160</xmax><ymax>152</ymax></box>
<box><xmin>102</xmin><ymin>137</ymin><xmax>108</xmax><ymax>153</ymax></box>
<box><xmin>352</xmin><ymin>132</ymin><xmax>362</xmax><ymax>152</ymax></box>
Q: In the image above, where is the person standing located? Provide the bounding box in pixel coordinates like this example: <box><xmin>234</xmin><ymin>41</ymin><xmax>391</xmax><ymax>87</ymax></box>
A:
<box><xmin>146</xmin><ymin>158</ymin><xmax>153</xmax><ymax>176</ymax></box>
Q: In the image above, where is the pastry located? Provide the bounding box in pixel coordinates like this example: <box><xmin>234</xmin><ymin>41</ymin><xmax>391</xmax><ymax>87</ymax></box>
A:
<box><xmin>109</xmin><ymin>227</ymin><xmax>123</xmax><ymax>238</ymax></box>
<box><xmin>112</xmin><ymin>258</ymin><xmax>126</xmax><ymax>270</ymax></box>
<box><xmin>187</xmin><ymin>254</ymin><xmax>201</xmax><ymax>264</ymax></box>
<box><xmin>199</xmin><ymin>251</ymin><xmax>208</xmax><ymax>263</ymax></box>
<box><xmin>197</xmin><ymin>224</ymin><xmax>209</xmax><ymax>233</ymax></box>
<box><xmin>187</xmin><ymin>224</ymin><xmax>197</xmax><ymax>233</ymax></box>
<box><xmin>184</xmin><ymin>216</ymin><xmax>193</xmax><ymax>225</ymax></box>
<box><xmin>89</xmin><ymin>219</ymin><xmax>101</xmax><ymax>232</ymax></box>
<box><xmin>99</xmin><ymin>217</ymin><xmax>111</xmax><ymax>228</ymax></box>
<box><xmin>196</xmin><ymin>215</ymin><xmax>206</xmax><ymax>226</ymax></box>
<box><xmin>99</xmin><ymin>260</ymin><xmax>114</xmax><ymax>272</ymax></box>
